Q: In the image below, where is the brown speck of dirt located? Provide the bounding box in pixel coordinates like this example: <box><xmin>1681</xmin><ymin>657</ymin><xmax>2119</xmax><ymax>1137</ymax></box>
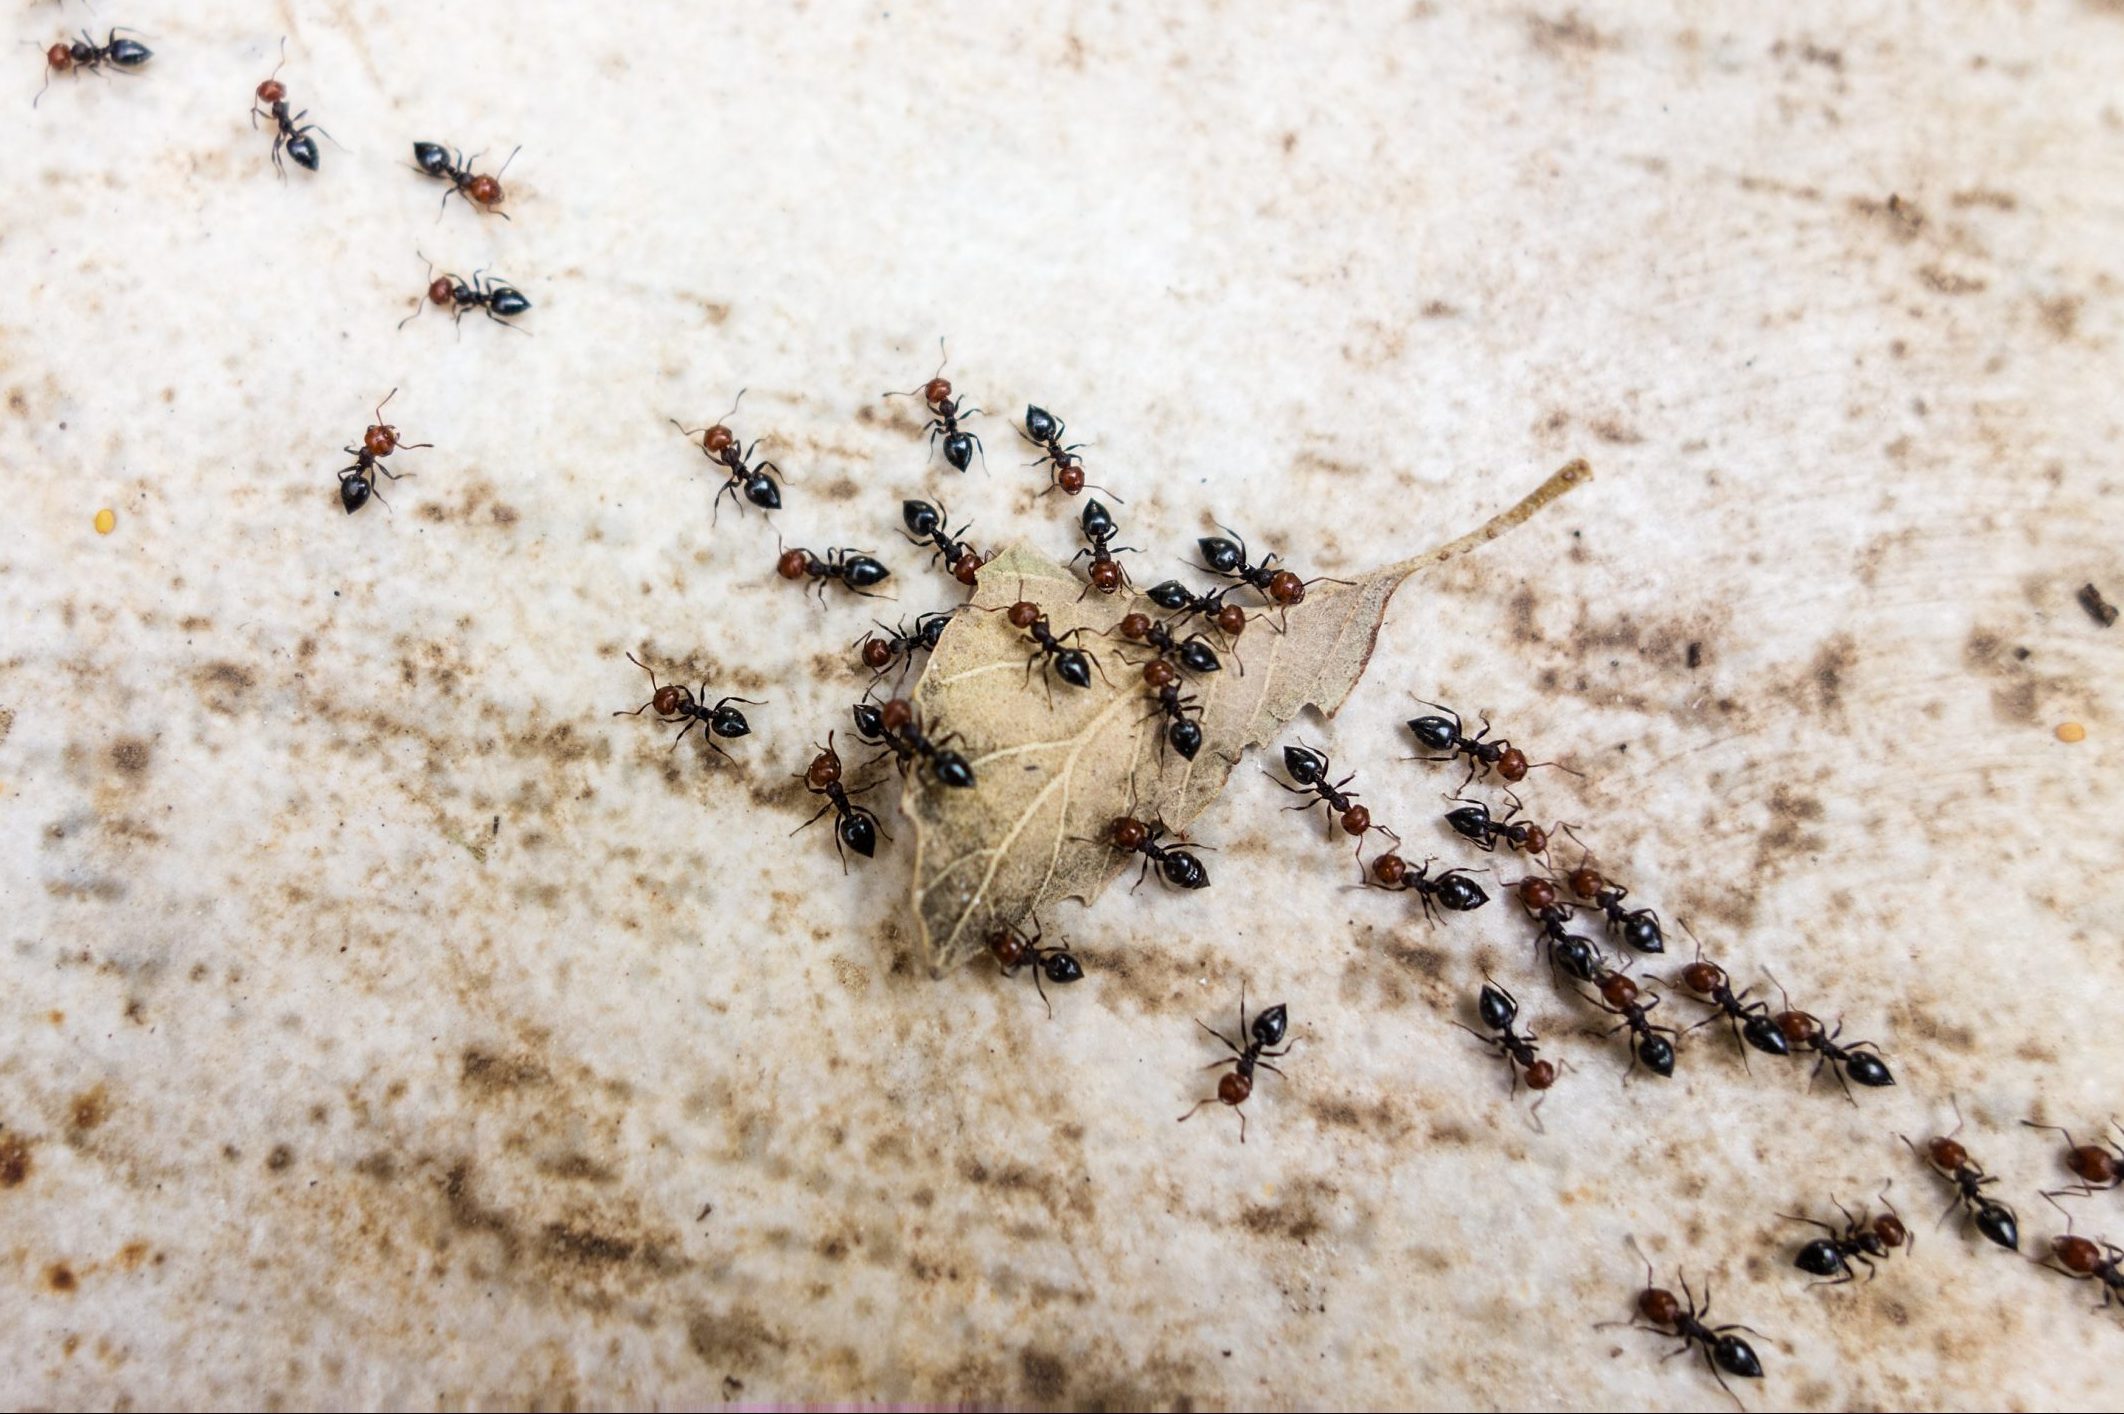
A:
<box><xmin>1526</xmin><ymin>11</ymin><xmax>1612</xmax><ymax>54</ymax></box>
<box><xmin>266</xmin><ymin>1143</ymin><xmax>294</xmax><ymax>1172</ymax></box>
<box><xmin>1020</xmin><ymin>1349</ymin><xmax>1069</xmax><ymax>1401</ymax></box>
<box><xmin>1919</xmin><ymin>264</ymin><xmax>1986</xmax><ymax>296</ymax></box>
<box><xmin>45</xmin><ymin>1263</ymin><xmax>78</xmax><ymax>1293</ymax></box>
<box><xmin>0</xmin><ymin>1133</ymin><xmax>32</xmax><ymax>1187</ymax></box>
<box><xmin>69</xmin><ymin>1085</ymin><xmax>111</xmax><ymax>1137</ymax></box>
<box><xmin>1807</xmin><ymin>634</ymin><xmax>1856</xmax><ymax>714</ymax></box>
<box><xmin>2039</xmin><ymin>295</ymin><xmax>2082</xmax><ymax>340</ymax></box>
<box><xmin>686</xmin><ymin>1305</ymin><xmax>789</xmax><ymax>1373</ymax></box>
<box><xmin>110</xmin><ymin>737</ymin><xmax>152</xmax><ymax>775</ymax></box>
<box><xmin>2078</xmin><ymin>583</ymin><xmax>2118</xmax><ymax>627</ymax></box>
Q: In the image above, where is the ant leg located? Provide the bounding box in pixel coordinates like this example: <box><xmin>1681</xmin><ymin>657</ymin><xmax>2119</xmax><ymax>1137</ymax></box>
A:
<box><xmin>668</xmin><ymin>718</ymin><xmax>700</xmax><ymax>751</ymax></box>
<box><xmin>790</xmin><ymin>800</ymin><xmax>834</xmax><ymax>837</ymax></box>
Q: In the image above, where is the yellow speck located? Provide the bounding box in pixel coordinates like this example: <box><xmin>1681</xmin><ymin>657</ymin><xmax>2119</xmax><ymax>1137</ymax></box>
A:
<box><xmin>93</xmin><ymin>508</ymin><xmax>116</xmax><ymax>535</ymax></box>
<box><xmin>2056</xmin><ymin>721</ymin><xmax>2086</xmax><ymax>743</ymax></box>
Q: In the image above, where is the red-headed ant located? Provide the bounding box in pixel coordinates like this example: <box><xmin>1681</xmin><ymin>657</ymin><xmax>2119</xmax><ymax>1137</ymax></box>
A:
<box><xmin>851</xmin><ymin>697</ymin><xmax>974</xmax><ymax>789</ymax></box>
<box><xmin>1274</xmin><ymin>744</ymin><xmax>1396</xmax><ymax>865</ymax></box>
<box><xmin>1145</xmin><ymin>579</ymin><xmax>1252</xmax><ymax>643</ymax></box>
<box><xmin>614</xmin><ymin>652</ymin><xmax>759</xmax><ymax>764</ymax></box>
<box><xmin>1369</xmin><ymin>853</ymin><xmax>1489</xmax><ymax>920</ymax></box>
<box><xmin>2040</xmin><ymin>1195</ymin><xmax>2124</xmax><ymax>1312</ymax></box>
<box><xmin>37</xmin><ymin>29</ymin><xmax>152</xmax><ymax>107</ymax></box>
<box><xmin>1070</xmin><ymin>498</ymin><xmax>1136</xmax><ymax>596</ymax></box>
<box><xmin>777</xmin><ymin>539</ymin><xmax>892</xmax><ymax>601</ymax></box>
<box><xmin>1196</xmin><ymin>524</ymin><xmax>1325</xmax><ymax>612</ymax></box>
<box><xmin>1455</xmin><ymin>981</ymin><xmax>1559</xmax><ymax>1110</ymax></box>
<box><xmin>1022</xmin><ymin>405</ymin><xmax>1110</xmax><ymax>496</ymax></box>
<box><xmin>900</xmin><ymin>499</ymin><xmax>982</xmax><ymax>586</ymax></box>
<box><xmin>1406</xmin><ymin>699</ymin><xmax>1573</xmax><ymax>790</ymax></box>
<box><xmin>793</xmin><ymin>733</ymin><xmax>884</xmax><ymax>870</ymax></box>
<box><xmin>1565</xmin><ymin>860</ymin><xmax>1665</xmax><ymax>954</ymax></box>
<box><xmin>673</xmin><ymin>390</ymin><xmax>784</xmax><ymax>521</ymax></box>
<box><xmin>2023</xmin><ymin>1118</ymin><xmax>2124</xmax><ymax>1198</ymax></box>
<box><xmin>1578</xmin><ymin>967</ymin><xmax>1679</xmax><ymax>1079</ymax></box>
<box><xmin>335</xmin><ymin>388</ymin><xmax>430</xmax><ymax>514</ymax></box>
<box><xmin>400</xmin><ymin>252</ymin><xmax>529</xmax><ymax>331</ymax></box>
<box><xmin>1110</xmin><ymin>611</ymin><xmax>1222</xmax><ymax>678</ymax></box>
<box><xmin>856</xmin><ymin>610</ymin><xmax>955</xmax><ymax>684</ymax></box>
<box><xmin>988</xmin><ymin>596</ymin><xmax>1108</xmax><ymax>699</ymax></box>
<box><xmin>1676</xmin><ymin>945</ymin><xmax>1789</xmax><ymax>1061</ymax></box>
<box><xmin>1442</xmin><ymin>796</ymin><xmax>1550</xmax><ymax>855</ymax></box>
<box><xmin>251</xmin><ymin>40</ymin><xmax>330</xmax><ymax>175</ymax></box>
<box><xmin>1508</xmin><ymin>875</ymin><xmax>1604</xmax><ymax>984</ymax></box>
<box><xmin>1096</xmin><ymin>815</ymin><xmax>1210</xmax><ymax>892</ymax></box>
<box><xmin>1178</xmin><ymin>985</ymin><xmax>1291</xmax><ymax>1143</ymax></box>
<box><xmin>1765</xmin><ymin>971</ymin><xmax>1894</xmax><ymax>1097</ymax></box>
<box><xmin>1602</xmin><ymin>1238</ymin><xmax>1765</xmax><ymax>1408</ymax></box>
<box><xmin>1901</xmin><ymin>1099</ymin><xmax>2020</xmax><ymax>1251</ymax></box>
<box><xmin>886</xmin><ymin>341</ymin><xmax>983</xmax><ymax>472</ymax></box>
<box><xmin>413</xmin><ymin>141</ymin><xmax>516</xmax><ymax>217</ymax></box>
<box><xmin>985</xmin><ymin>918</ymin><xmax>1083</xmax><ymax>1018</ymax></box>
<box><xmin>1782</xmin><ymin>1189</ymin><xmax>1910</xmax><ymax>1285</ymax></box>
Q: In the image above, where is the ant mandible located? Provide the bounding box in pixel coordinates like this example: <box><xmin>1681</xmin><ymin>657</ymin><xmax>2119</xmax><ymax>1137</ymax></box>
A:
<box><xmin>1177</xmin><ymin>985</ymin><xmax>1292</xmax><ymax>1143</ymax></box>
<box><xmin>777</xmin><ymin>539</ymin><xmax>892</xmax><ymax>602</ymax></box>
<box><xmin>1099</xmin><ymin>815</ymin><xmax>1210</xmax><ymax>892</ymax></box>
<box><xmin>855</xmin><ymin>610</ymin><xmax>955</xmax><ymax>684</ymax></box>
<box><xmin>672</xmin><ymin>390</ymin><xmax>784</xmax><ymax>521</ymax></box>
<box><xmin>792</xmin><ymin>733</ymin><xmax>886</xmax><ymax>870</ymax></box>
<box><xmin>1145</xmin><ymin>579</ymin><xmax>1253</xmax><ymax>643</ymax></box>
<box><xmin>1565</xmin><ymin>860</ymin><xmax>1666</xmax><ymax>954</ymax></box>
<box><xmin>1900</xmin><ymin>1098</ymin><xmax>2020</xmax><ymax>1251</ymax></box>
<box><xmin>412</xmin><ymin>141</ymin><xmax>517</xmax><ymax>218</ymax></box>
<box><xmin>251</xmin><ymin>40</ymin><xmax>332</xmax><ymax>175</ymax></box>
<box><xmin>2022</xmin><ymin>1118</ymin><xmax>2124</xmax><ymax>1199</ymax></box>
<box><xmin>1070</xmin><ymin>499</ymin><xmax>1137</xmax><ymax>596</ymax></box>
<box><xmin>335</xmin><ymin>389</ymin><xmax>431</xmax><ymax>515</ymax></box>
<box><xmin>1454</xmin><ymin>980</ymin><xmax>1559</xmax><ymax>1105</ymax></box>
<box><xmin>885</xmin><ymin>340</ymin><xmax>983</xmax><ymax>472</ymax></box>
<box><xmin>1765</xmin><ymin>972</ymin><xmax>1895</xmax><ymax>1098</ymax></box>
<box><xmin>985</xmin><ymin>919</ymin><xmax>1084</xmax><ymax>1018</ymax></box>
<box><xmin>1369</xmin><ymin>853</ymin><xmax>1489</xmax><ymax>920</ymax></box>
<box><xmin>900</xmin><ymin>499</ymin><xmax>983</xmax><ymax>586</ymax></box>
<box><xmin>1603</xmin><ymin>1238</ymin><xmax>1766</xmax><ymax>1409</ymax></box>
<box><xmin>851</xmin><ymin>697</ymin><xmax>975</xmax><ymax>789</ymax></box>
<box><xmin>1781</xmin><ymin>1189</ymin><xmax>1910</xmax><ymax>1285</ymax></box>
<box><xmin>400</xmin><ymin>252</ymin><xmax>530</xmax><ymax>331</ymax></box>
<box><xmin>613</xmin><ymin>652</ymin><xmax>760</xmax><ymax>764</ymax></box>
<box><xmin>36</xmin><ymin>29</ymin><xmax>152</xmax><ymax>107</ymax></box>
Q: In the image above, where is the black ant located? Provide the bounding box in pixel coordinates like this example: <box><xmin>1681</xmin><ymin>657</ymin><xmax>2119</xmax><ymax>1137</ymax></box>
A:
<box><xmin>1098</xmin><ymin>815</ymin><xmax>1210</xmax><ymax>892</ymax></box>
<box><xmin>1565</xmin><ymin>861</ymin><xmax>1665</xmax><ymax>954</ymax></box>
<box><xmin>412</xmin><ymin>141</ymin><xmax>516</xmax><ymax>218</ymax></box>
<box><xmin>1454</xmin><ymin>981</ymin><xmax>1558</xmax><ymax>1103</ymax></box>
<box><xmin>672</xmin><ymin>391</ymin><xmax>784</xmax><ymax>521</ymax></box>
<box><xmin>1110</xmin><ymin>612</ymin><xmax>1221</xmax><ymax>677</ymax></box>
<box><xmin>613</xmin><ymin>652</ymin><xmax>759</xmax><ymax>764</ymax></box>
<box><xmin>335</xmin><ymin>389</ymin><xmax>430</xmax><ymax>515</ymax></box>
<box><xmin>792</xmin><ymin>733</ymin><xmax>885</xmax><ymax>870</ymax></box>
<box><xmin>985</xmin><ymin>919</ymin><xmax>1084</xmax><ymax>1018</ymax></box>
<box><xmin>1145</xmin><ymin>580</ymin><xmax>1253</xmax><ymax>643</ymax></box>
<box><xmin>1368</xmin><ymin>853</ymin><xmax>1489</xmax><ymax>920</ymax></box>
<box><xmin>885</xmin><ymin>341</ymin><xmax>983</xmax><ymax>472</ymax></box>
<box><xmin>1143</xmin><ymin>678</ymin><xmax>1204</xmax><ymax>761</ymax></box>
<box><xmin>1022</xmin><ymin>405</ymin><xmax>1117</xmax><ymax>496</ymax></box>
<box><xmin>1196</xmin><ymin>524</ymin><xmax>1322</xmax><ymax>614</ymax></box>
<box><xmin>992</xmin><ymin>596</ymin><xmax>1107</xmax><ymax>698</ymax></box>
<box><xmin>36</xmin><ymin>29</ymin><xmax>152</xmax><ymax>107</ymax></box>
<box><xmin>2023</xmin><ymin>1118</ymin><xmax>2124</xmax><ymax>1198</ymax></box>
<box><xmin>399</xmin><ymin>253</ymin><xmax>529</xmax><ymax>331</ymax></box>
<box><xmin>855</xmin><ymin>610</ymin><xmax>955</xmax><ymax>683</ymax></box>
<box><xmin>1274</xmin><ymin>745</ymin><xmax>1393</xmax><ymax>862</ymax></box>
<box><xmin>1676</xmin><ymin>947</ymin><xmax>1789</xmax><ymax>1060</ymax></box>
<box><xmin>1782</xmin><ymin>1189</ymin><xmax>1910</xmax><ymax>1285</ymax></box>
<box><xmin>1578</xmin><ymin>968</ymin><xmax>1679</xmax><ymax>1079</ymax></box>
<box><xmin>1765</xmin><ymin>973</ymin><xmax>1894</xmax><ymax>1097</ymax></box>
<box><xmin>851</xmin><ymin>697</ymin><xmax>974</xmax><ymax>789</ymax></box>
<box><xmin>251</xmin><ymin>40</ymin><xmax>331</xmax><ymax>175</ymax></box>
<box><xmin>1406</xmin><ymin>699</ymin><xmax>1571</xmax><ymax>790</ymax></box>
<box><xmin>777</xmin><ymin>539</ymin><xmax>891</xmax><ymax>601</ymax></box>
<box><xmin>1442</xmin><ymin>796</ymin><xmax>1551</xmax><ymax>855</ymax></box>
<box><xmin>1177</xmin><ymin>985</ymin><xmax>1291</xmax><ymax>1143</ymax></box>
<box><xmin>900</xmin><ymin>500</ymin><xmax>982</xmax><ymax>587</ymax></box>
<box><xmin>1901</xmin><ymin>1099</ymin><xmax>2019</xmax><ymax>1251</ymax></box>
<box><xmin>1508</xmin><ymin>876</ymin><xmax>1603</xmax><ymax>984</ymax></box>
<box><xmin>2039</xmin><ymin>1196</ymin><xmax>2124</xmax><ymax>1312</ymax></box>
<box><xmin>1069</xmin><ymin>499</ymin><xmax>1136</xmax><ymax>596</ymax></box>
<box><xmin>1602</xmin><ymin>1238</ymin><xmax>1765</xmax><ymax>1408</ymax></box>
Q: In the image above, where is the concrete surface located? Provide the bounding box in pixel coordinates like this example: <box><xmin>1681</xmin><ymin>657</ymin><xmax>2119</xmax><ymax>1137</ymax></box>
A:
<box><xmin>3</xmin><ymin>1</ymin><xmax>2122</xmax><ymax>1408</ymax></box>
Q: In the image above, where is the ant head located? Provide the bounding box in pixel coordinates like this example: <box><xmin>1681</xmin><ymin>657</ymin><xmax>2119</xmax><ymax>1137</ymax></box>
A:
<box><xmin>1117</xmin><ymin>612</ymin><xmax>1151</xmax><ymax>641</ymax></box>
<box><xmin>1110</xmin><ymin>816</ymin><xmax>1148</xmax><ymax>850</ymax></box>
<box><xmin>774</xmin><ymin>535</ymin><xmax>811</xmax><ymax>580</ymax></box>
<box><xmin>986</xmin><ymin>924</ymin><xmax>1030</xmax><ymax>969</ymax></box>
<box><xmin>1005</xmin><ymin>600</ymin><xmax>1041</xmax><ymax>629</ymax></box>
<box><xmin>804</xmin><ymin>736</ymin><xmax>842</xmax><ymax>790</ymax></box>
<box><xmin>860</xmin><ymin>636</ymin><xmax>895</xmax><ymax>671</ymax></box>
<box><xmin>1056</xmin><ymin>463</ymin><xmax>1086</xmax><ymax>495</ymax></box>
<box><xmin>1267</xmin><ymin>570</ymin><xmax>1306</xmax><ymax>606</ymax></box>
<box><xmin>1370</xmin><ymin>852</ymin><xmax>1407</xmax><ymax>889</ymax></box>
<box><xmin>879</xmin><ymin>698</ymin><xmax>914</xmax><ymax>732</ymax></box>
<box><xmin>1213</xmin><ymin>602</ymin><xmax>1248</xmax><ymax>637</ymax></box>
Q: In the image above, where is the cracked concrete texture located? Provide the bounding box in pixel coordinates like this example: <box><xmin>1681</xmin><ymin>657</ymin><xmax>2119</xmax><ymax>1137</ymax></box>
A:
<box><xmin>2</xmin><ymin>2</ymin><xmax>2121</xmax><ymax>1408</ymax></box>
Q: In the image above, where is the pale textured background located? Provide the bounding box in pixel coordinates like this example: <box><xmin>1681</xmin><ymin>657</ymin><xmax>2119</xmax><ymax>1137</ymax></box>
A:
<box><xmin>4</xmin><ymin>2</ymin><xmax>2123</xmax><ymax>1409</ymax></box>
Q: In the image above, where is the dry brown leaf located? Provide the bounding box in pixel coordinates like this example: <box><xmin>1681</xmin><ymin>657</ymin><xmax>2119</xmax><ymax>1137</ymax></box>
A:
<box><xmin>904</xmin><ymin>460</ymin><xmax>1593</xmax><ymax>975</ymax></box>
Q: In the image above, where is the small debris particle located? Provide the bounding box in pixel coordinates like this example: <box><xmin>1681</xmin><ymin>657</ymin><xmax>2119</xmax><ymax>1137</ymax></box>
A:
<box><xmin>93</xmin><ymin>508</ymin><xmax>116</xmax><ymax>535</ymax></box>
<box><xmin>2078</xmin><ymin>583</ymin><xmax>2118</xmax><ymax>628</ymax></box>
<box><xmin>2055</xmin><ymin>722</ymin><xmax>2086</xmax><ymax>744</ymax></box>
